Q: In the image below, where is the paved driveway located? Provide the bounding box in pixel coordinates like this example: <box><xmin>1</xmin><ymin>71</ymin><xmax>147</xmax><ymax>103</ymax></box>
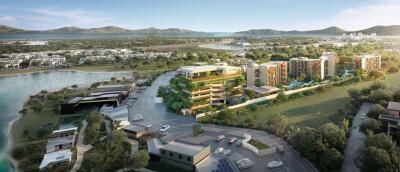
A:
<box><xmin>341</xmin><ymin>103</ymin><xmax>373</xmax><ymax>172</ymax></box>
<box><xmin>128</xmin><ymin>71</ymin><xmax>195</xmax><ymax>136</ymax></box>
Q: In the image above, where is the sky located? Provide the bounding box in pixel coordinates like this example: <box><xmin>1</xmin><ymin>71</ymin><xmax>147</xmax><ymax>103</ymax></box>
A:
<box><xmin>0</xmin><ymin>0</ymin><xmax>400</xmax><ymax>32</ymax></box>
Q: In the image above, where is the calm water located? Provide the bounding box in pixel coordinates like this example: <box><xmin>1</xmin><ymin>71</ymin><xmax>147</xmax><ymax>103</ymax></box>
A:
<box><xmin>0</xmin><ymin>71</ymin><xmax>129</xmax><ymax>172</ymax></box>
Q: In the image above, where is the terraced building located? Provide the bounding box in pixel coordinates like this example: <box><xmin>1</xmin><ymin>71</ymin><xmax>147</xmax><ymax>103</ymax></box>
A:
<box><xmin>166</xmin><ymin>64</ymin><xmax>244</xmax><ymax>115</ymax></box>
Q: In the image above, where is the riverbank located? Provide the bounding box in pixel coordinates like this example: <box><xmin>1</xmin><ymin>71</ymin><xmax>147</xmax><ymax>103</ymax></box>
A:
<box><xmin>0</xmin><ymin>71</ymin><xmax>130</xmax><ymax>172</ymax></box>
<box><xmin>0</xmin><ymin>64</ymin><xmax>131</xmax><ymax>77</ymax></box>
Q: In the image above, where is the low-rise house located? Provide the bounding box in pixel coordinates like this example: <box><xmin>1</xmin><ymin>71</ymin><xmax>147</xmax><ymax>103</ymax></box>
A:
<box><xmin>39</xmin><ymin>149</ymin><xmax>73</xmax><ymax>171</ymax></box>
<box><xmin>379</xmin><ymin>101</ymin><xmax>400</xmax><ymax>134</ymax></box>
<box><xmin>46</xmin><ymin>127</ymin><xmax>77</xmax><ymax>153</ymax></box>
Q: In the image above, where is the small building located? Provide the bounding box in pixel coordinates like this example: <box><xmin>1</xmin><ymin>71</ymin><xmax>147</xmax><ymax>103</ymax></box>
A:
<box><xmin>39</xmin><ymin>149</ymin><xmax>73</xmax><ymax>171</ymax></box>
<box><xmin>46</xmin><ymin>127</ymin><xmax>77</xmax><ymax>153</ymax></box>
<box><xmin>122</xmin><ymin>123</ymin><xmax>151</xmax><ymax>138</ymax></box>
<box><xmin>379</xmin><ymin>101</ymin><xmax>400</xmax><ymax>134</ymax></box>
<box><xmin>158</xmin><ymin>140</ymin><xmax>211</xmax><ymax>171</ymax></box>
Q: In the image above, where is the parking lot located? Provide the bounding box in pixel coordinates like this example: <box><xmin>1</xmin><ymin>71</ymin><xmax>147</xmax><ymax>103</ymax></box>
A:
<box><xmin>121</xmin><ymin>71</ymin><xmax>317</xmax><ymax>172</ymax></box>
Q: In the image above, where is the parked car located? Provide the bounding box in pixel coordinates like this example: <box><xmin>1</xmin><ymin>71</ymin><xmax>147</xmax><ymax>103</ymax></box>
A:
<box><xmin>160</xmin><ymin>125</ymin><xmax>170</xmax><ymax>132</ymax></box>
<box><xmin>235</xmin><ymin>140</ymin><xmax>242</xmax><ymax>146</ymax></box>
<box><xmin>131</xmin><ymin>114</ymin><xmax>143</xmax><ymax>121</ymax></box>
<box><xmin>235</xmin><ymin>158</ymin><xmax>253</xmax><ymax>170</ymax></box>
<box><xmin>214</xmin><ymin>147</ymin><xmax>224</xmax><ymax>155</ymax></box>
<box><xmin>267</xmin><ymin>160</ymin><xmax>283</xmax><ymax>168</ymax></box>
<box><xmin>215</xmin><ymin>135</ymin><xmax>225</xmax><ymax>142</ymax></box>
<box><xmin>276</xmin><ymin>145</ymin><xmax>285</xmax><ymax>153</ymax></box>
<box><xmin>228</xmin><ymin>137</ymin><xmax>237</xmax><ymax>144</ymax></box>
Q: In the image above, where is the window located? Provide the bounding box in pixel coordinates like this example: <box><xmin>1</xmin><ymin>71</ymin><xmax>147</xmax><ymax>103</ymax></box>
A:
<box><xmin>187</xmin><ymin>157</ymin><xmax>191</xmax><ymax>162</ymax></box>
<box><xmin>170</xmin><ymin>152</ymin><xmax>173</xmax><ymax>157</ymax></box>
<box><xmin>179</xmin><ymin>155</ymin><xmax>182</xmax><ymax>159</ymax></box>
<box><xmin>161</xmin><ymin>150</ymin><xmax>165</xmax><ymax>155</ymax></box>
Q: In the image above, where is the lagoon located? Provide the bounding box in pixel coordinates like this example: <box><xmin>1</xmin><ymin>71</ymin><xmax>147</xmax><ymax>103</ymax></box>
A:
<box><xmin>0</xmin><ymin>71</ymin><xmax>129</xmax><ymax>172</ymax></box>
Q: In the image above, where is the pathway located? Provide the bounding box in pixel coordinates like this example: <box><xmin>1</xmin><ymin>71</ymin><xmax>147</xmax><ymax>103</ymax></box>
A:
<box><xmin>341</xmin><ymin>103</ymin><xmax>373</xmax><ymax>172</ymax></box>
<box><xmin>69</xmin><ymin>120</ymin><xmax>93</xmax><ymax>172</ymax></box>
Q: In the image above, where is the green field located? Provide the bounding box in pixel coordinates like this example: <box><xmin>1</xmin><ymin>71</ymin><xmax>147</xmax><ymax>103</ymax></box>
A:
<box><xmin>251</xmin><ymin>72</ymin><xmax>400</xmax><ymax>128</ymax></box>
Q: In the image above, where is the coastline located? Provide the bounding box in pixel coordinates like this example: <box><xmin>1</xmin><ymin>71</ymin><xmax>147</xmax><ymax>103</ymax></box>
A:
<box><xmin>0</xmin><ymin>67</ymin><xmax>130</xmax><ymax>78</ymax></box>
<box><xmin>3</xmin><ymin>71</ymin><xmax>130</xmax><ymax>172</ymax></box>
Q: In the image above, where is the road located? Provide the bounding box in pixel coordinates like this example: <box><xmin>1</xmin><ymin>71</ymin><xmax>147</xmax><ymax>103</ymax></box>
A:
<box><xmin>341</xmin><ymin>103</ymin><xmax>373</xmax><ymax>172</ymax></box>
<box><xmin>70</xmin><ymin>120</ymin><xmax>93</xmax><ymax>172</ymax></box>
<box><xmin>128</xmin><ymin>71</ymin><xmax>195</xmax><ymax>138</ymax></box>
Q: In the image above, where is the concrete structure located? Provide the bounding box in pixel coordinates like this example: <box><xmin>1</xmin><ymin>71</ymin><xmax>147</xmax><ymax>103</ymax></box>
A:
<box><xmin>173</xmin><ymin>64</ymin><xmax>244</xmax><ymax>115</ymax></box>
<box><xmin>289</xmin><ymin>57</ymin><xmax>324</xmax><ymax>80</ymax></box>
<box><xmin>46</xmin><ymin>127</ymin><xmax>77</xmax><ymax>153</ymax></box>
<box><xmin>158</xmin><ymin>140</ymin><xmax>211</xmax><ymax>171</ymax></box>
<box><xmin>320</xmin><ymin>52</ymin><xmax>338</xmax><ymax>77</ymax></box>
<box><xmin>246</xmin><ymin>61</ymin><xmax>287</xmax><ymax>88</ymax></box>
<box><xmin>379</xmin><ymin>101</ymin><xmax>400</xmax><ymax>134</ymax></box>
<box><xmin>122</xmin><ymin>122</ymin><xmax>151</xmax><ymax>138</ymax></box>
<box><xmin>39</xmin><ymin>149</ymin><xmax>73</xmax><ymax>170</ymax></box>
<box><xmin>353</xmin><ymin>54</ymin><xmax>381</xmax><ymax>72</ymax></box>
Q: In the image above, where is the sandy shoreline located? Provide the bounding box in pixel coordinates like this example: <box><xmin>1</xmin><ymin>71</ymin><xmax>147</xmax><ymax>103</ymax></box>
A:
<box><xmin>3</xmin><ymin>71</ymin><xmax>130</xmax><ymax>171</ymax></box>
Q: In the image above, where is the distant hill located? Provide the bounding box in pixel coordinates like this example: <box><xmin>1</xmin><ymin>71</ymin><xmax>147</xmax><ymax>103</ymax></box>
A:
<box><xmin>236</xmin><ymin>25</ymin><xmax>400</xmax><ymax>36</ymax></box>
<box><xmin>356</xmin><ymin>25</ymin><xmax>400</xmax><ymax>36</ymax></box>
<box><xmin>0</xmin><ymin>25</ymin><xmax>27</xmax><ymax>33</ymax></box>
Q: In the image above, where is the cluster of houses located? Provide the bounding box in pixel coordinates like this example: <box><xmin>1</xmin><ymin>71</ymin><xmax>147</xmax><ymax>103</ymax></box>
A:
<box><xmin>0</xmin><ymin>49</ymin><xmax>173</xmax><ymax>69</ymax></box>
<box><xmin>170</xmin><ymin>52</ymin><xmax>382</xmax><ymax>115</ymax></box>
<box><xmin>0</xmin><ymin>52</ymin><xmax>66</xmax><ymax>69</ymax></box>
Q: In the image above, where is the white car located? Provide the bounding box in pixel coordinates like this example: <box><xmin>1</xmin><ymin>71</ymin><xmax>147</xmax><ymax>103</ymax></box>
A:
<box><xmin>236</xmin><ymin>158</ymin><xmax>253</xmax><ymax>170</ymax></box>
<box><xmin>361</xmin><ymin>113</ymin><xmax>366</xmax><ymax>119</ymax></box>
<box><xmin>215</xmin><ymin>135</ymin><xmax>225</xmax><ymax>142</ymax></box>
<box><xmin>131</xmin><ymin>114</ymin><xmax>143</xmax><ymax>121</ymax></box>
<box><xmin>267</xmin><ymin>160</ymin><xmax>283</xmax><ymax>168</ymax></box>
<box><xmin>276</xmin><ymin>145</ymin><xmax>285</xmax><ymax>153</ymax></box>
<box><xmin>214</xmin><ymin>147</ymin><xmax>224</xmax><ymax>155</ymax></box>
<box><xmin>228</xmin><ymin>137</ymin><xmax>237</xmax><ymax>144</ymax></box>
<box><xmin>160</xmin><ymin>125</ymin><xmax>170</xmax><ymax>132</ymax></box>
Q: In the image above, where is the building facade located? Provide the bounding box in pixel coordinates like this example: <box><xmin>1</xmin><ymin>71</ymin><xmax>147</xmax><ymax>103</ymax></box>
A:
<box><xmin>172</xmin><ymin>64</ymin><xmax>244</xmax><ymax>115</ymax></box>
<box><xmin>246</xmin><ymin>61</ymin><xmax>287</xmax><ymax>87</ymax></box>
<box><xmin>289</xmin><ymin>57</ymin><xmax>324</xmax><ymax>80</ymax></box>
<box><xmin>353</xmin><ymin>54</ymin><xmax>381</xmax><ymax>72</ymax></box>
<box><xmin>379</xmin><ymin>101</ymin><xmax>400</xmax><ymax>135</ymax></box>
<box><xmin>320</xmin><ymin>52</ymin><xmax>338</xmax><ymax>77</ymax></box>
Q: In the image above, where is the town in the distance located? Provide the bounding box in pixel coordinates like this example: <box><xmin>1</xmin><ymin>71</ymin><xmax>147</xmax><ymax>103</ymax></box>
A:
<box><xmin>0</xmin><ymin>2</ymin><xmax>400</xmax><ymax>172</ymax></box>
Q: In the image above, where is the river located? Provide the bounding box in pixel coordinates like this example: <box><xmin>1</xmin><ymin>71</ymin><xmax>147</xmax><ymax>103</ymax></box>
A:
<box><xmin>0</xmin><ymin>71</ymin><xmax>129</xmax><ymax>172</ymax></box>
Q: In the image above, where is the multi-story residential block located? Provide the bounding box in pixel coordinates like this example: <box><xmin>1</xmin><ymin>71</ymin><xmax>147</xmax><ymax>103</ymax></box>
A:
<box><xmin>320</xmin><ymin>52</ymin><xmax>338</xmax><ymax>77</ymax></box>
<box><xmin>246</xmin><ymin>61</ymin><xmax>287</xmax><ymax>87</ymax></box>
<box><xmin>353</xmin><ymin>54</ymin><xmax>381</xmax><ymax>72</ymax></box>
<box><xmin>289</xmin><ymin>57</ymin><xmax>324</xmax><ymax>80</ymax></box>
<box><xmin>171</xmin><ymin>64</ymin><xmax>244</xmax><ymax>115</ymax></box>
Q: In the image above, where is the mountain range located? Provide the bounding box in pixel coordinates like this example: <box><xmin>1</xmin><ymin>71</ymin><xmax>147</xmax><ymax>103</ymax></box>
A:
<box><xmin>1</xmin><ymin>25</ymin><xmax>400</xmax><ymax>36</ymax></box>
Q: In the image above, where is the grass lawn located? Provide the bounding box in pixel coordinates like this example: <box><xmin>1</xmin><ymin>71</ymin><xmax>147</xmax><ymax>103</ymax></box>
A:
<box><xmin>248</xmin><ymin>139</ymin><xmax>269</xmax><ymax>150</ymax></box>
<box><xmin>250</xmin><ymin>72</ymin><xmax>400</xmax><ymax>128</ymax></box>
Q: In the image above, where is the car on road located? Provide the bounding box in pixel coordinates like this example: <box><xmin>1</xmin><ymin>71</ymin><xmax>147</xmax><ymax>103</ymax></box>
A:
<box><xmin>235</xmin><ymin>140</ymin><xmax>242</xmax><ymax>146</ymax></box>
<box><xmin>276</xmin><ymin>145</ymin><xmax>285</xmax><ymax>153</ymax></box>
<box><xmin>215</xmin><ymin>135</ymin><xmax>225</xmax><ymax>142</ymax></box>
<box><xmin>160</xmin><ymin>125</ymin><xmax>170</xmax><ymax>132</ymax></box>
<box><xmin>267</xmin><ymin>160</ymin><xmax>283</xmax><ymax>168</ymax></box>
<box><xmin>235</xmin><ymin>158</ymin><xmax>253</xmax><ymax>170</ymax></box>
<box><xmin>361</xmin><ymin>113</ymin><xmax>366</xmax><ymax>119</ymax></box>
<box><xmin>228</xmin><ymin>137</ymin><xmax>237</xmax><ymax>144</ymax></box>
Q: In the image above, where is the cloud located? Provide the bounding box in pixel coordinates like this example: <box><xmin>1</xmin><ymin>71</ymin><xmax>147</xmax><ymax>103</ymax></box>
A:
<box><xmin>0</xmin><ymin>16</ymin><xmax>17</xmax><ymax>26</ymax></box>
<box><xmin>29</xmin><ymin>8</ymin><xmax>111</xmax><ymax>26</ymax></box>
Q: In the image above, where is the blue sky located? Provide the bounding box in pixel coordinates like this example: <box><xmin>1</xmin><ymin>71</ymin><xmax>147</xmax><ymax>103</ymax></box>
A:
<box><xmin>0</xmin><ymin>0</ymin><xmax>399</xmax><ymax>32</ymax></box>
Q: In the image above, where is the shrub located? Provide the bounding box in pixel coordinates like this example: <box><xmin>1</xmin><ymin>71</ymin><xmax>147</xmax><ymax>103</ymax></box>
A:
<box><xmin>367</xmin><ymin>104</ymin><xmax>386</xmax><ymax>119</ymax></box>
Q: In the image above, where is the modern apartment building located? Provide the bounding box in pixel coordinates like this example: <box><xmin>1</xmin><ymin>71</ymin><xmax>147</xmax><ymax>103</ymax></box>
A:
<box><xmin>320</xmin><ymin>52</ymin><xmax>338</xmax><ymax>77</ymax></box>
<box><xmin>246</xmin><ymin>61</ymin><xmax>288</xmax><ymax>87</ymax></box>
<box><xmin>353</xmin><ymin>54</ymin><xmax>381</xmax><ymax>72</ymax></box>
<box><xmin>289</xmin><ymin>57</ymin><xmax>324</xmax><ymax>80</ymax></box>
<box><xmin>172</xmin><ymin>64</ymin><xmax>244</xmax><ymax>115</ymax></box>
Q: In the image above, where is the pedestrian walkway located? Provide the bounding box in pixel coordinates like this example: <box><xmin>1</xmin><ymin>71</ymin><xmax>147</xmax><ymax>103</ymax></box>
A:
<box><xmin>69</xmin><ymin>120</ymin><xmax>93</xmax><ymax>172</ymax></box>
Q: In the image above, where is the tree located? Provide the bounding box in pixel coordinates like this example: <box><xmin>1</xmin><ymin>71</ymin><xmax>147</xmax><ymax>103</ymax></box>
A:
<box><xmin>348</xmin><ymin>88</ymin><xmax>361</xmax><ymax>102</ymax></box>
<box><xmin>319</xmin><ymin>148</ymin><xmax>343</xmax><ymax>171</ymax></box>
<box><xmin>318</xmin><ymin>123</ymin><xmax>346</xmax><ymax>153</ymax></box>
<box><xmin>193</xmin><ymin>123</ymin><xmax>202</xmax><ymax>136</ymax></box>
<box><xmin>85</xmin><ymin>122</ymin><xmax>101</xmax><ymax>144</ymax></box>
<box><xmin>367</xmin><ymin>104</ymin><xmax>386</xmax><ymax>119</ymax></box>
<box><xmin>341</xmin><ymin>118</ymin><xmax>350</xmax><ymax>134</ymax></box>
<box><xmin>87</xmin><ymin>111</ymin><xmax>102</xmax><ymax>125</ymax></box>
<box><xmin>369</xmin><ymin>89</ymin><xmax>393</xmax><ymax>105</ymax></box>
<box><xmin>132</xmin><ymin>150</ymin><xmax>150</xmax><ymax>168</ymax></box>
<box><xmin>394</xmin><ymin>89</ymin><xmax>400</xmax><ymax>102</ymax></box>
<box><xmin>369</xmin><ymin>81</ymin><xmax>387</xmax><ymax>90</ymax></box>
<box><xmin>359</xmin><ymin>118</ymin><xmax>382</xmax><ymax>134</ymax></box>
<box><xmin>360</xmin><ymin>147</ymin><xmax>393</xmax><ymax>172</ymax></box>
<box><xmin>365</xmin><ymin>133</ymin><xmax>396</xmax><ymax>151</ymax></box>
<box><xmin>276</xmin><ymin>92</ymin><xmax>288</xmax><ymax>103</ymax></box>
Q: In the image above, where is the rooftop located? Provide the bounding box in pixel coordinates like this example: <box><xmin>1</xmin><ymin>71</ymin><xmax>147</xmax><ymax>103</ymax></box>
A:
<box><xmin>52</xmin><ymin>127</ymin><xmax>78</xmax><ymax>134</ymax></box>
<box><xmin>388</xmin><ymin>101</ymin><xmax>400</xmax><ymax>111</ymax></box>
<box><xmin>39</xmin><ymin>149</ymin><xmax>72</xmax><ymax>170</ymax></box>
<box><xmin>161</xmin><ymin>140</ymin><xmax>209</xmax><ymax>156</ymax></box>
<box><xmin>179</xmin><ymin>65</ymin><xmax>240</xmax><ymax>74</ymax></box>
